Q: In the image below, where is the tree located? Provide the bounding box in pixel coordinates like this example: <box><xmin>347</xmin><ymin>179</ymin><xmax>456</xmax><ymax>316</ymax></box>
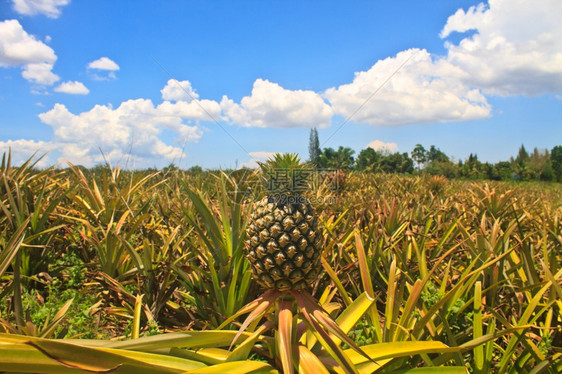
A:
<box><xmin>427</xmin><ymin>145</ymin><xmax>449</xmax><ymax>163</ymax></box>
<box><xmin>318</xmin><ymin>147</ymin><xmax>335</xmax><ymax>169</ymax></box>
<box><xmin>550</xmin><ymin>145</ymin><xmax>562</xmax><ymax>182</ymax></box>
<box><xmin>380</xmin><ymin>152</ymin><xmax>414</xmax><ymax>174</ymax></box>
<box><xmin>188</xmin><ymin>165</ymin><xmax>203</xmax><ymax>173</ymax></box>
<box><xmin>411</xmin><ymin>144</ymin><xmax>427</xmax><ymax>171</ymax></box>
<box><xmin>460</xmin><ymin>153</ymin><xmax>485</xmax><ymax>179</ymax></box>
<box><xmin>515</xmin><ymin>144</ymin><xmax>530</xmax><ymax>167</ymax></box>
<box><xmin>332</xmin><ymin>146</ymin><xmax>355</xmax><ymax>169</ymax></box>
<box><xmin>308</xmin><ymin>128</ymin><xmax>321</xmax><ymax>167</ymax></box>
<box><xmin>541</xmin><ymin>161</ymin><xmax>555</xmax><ymax>181</ymax></box>
<box><xmin>426</xmin><ymin>160</ymin><xmax>457</xmax><ymax>178</ymax></box>
<box><xmin>401</xmin><ymin>153</ymin><xmax>415</xmax><ymax>174</ymax></box>
<box><xmin>528</xmin><ymin>148</ymin><xmax>550</xmax><ymax>181</ymax></box>
<box><xmin>491</xmin><ymin>161</ymin><xmax>513</xmax><ymax>181</ymax></box>
<box><xmin>355</xmin><ymin>147</ymin><xmax>380</xmax><ymax>171</ymax></box>
<box><xmin>319</xmin><ymin>146</ymin><xmax>355</xmax><ymax>169</ymax></box>
<box><xmin>424</xmin><ymin>146</ymin><xmax>454</xmax><ymax>177</ymax></box>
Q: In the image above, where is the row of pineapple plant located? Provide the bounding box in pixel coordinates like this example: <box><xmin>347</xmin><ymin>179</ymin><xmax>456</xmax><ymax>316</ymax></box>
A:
<box><xmin>0</xmin><ymin>150</ymin><xmax>560</xmax><ymax>372</ymax></box>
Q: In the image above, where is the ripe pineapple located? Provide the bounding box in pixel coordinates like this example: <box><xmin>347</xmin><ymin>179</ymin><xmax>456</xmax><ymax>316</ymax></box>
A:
<box><xmin>245</xmin><ymin>153</ymin><xmax>322</xmax><ymax>290</ymax></box>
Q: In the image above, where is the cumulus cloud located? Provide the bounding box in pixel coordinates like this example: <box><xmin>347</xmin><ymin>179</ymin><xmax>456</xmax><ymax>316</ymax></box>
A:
<box><xmin>0</xmin><ymin>20</ymin><xmax>59</xmax><ymax>87</ymax></box>
<box><xmin>38</xmin><ymin>100</ymin><xmax>204</xmax><ymax>166</ymax></box>
<box><xmin>32</xmin><ymin>76</ymin><xmax>227</xmax><ymax>167</ymax></box>
<box><xmin>22</xmin><ymin>62</ymin><xmax>59</xmax><ymax>85</ymax></box>
<box><xmin>87</xmin><ymin>57</ymin><xmax>119</xmax><ymax>71</ymax></box>
<box><xmin>87</xmin><ymin>57</ymin><xmax>119</xmax><ymax>80</ymax></box>
<box><xmin>161</xmin><ymin>79</ymin><xmax>199</xmax><ymax>102</ymax></box>
<box><xmin>157</xmin><ymin>99</ymin><xmax>222</xmax><ymax>122</ymax></box>
<box><xmin>324</xmin><ymin>49</ymin><xmax>491</xmax><ymax>126</ymax></box>
<box><xmin>221</xmin><ymin>79</ymin><xmax>333</xmax><ymax>128</ymax></box>
<box><xmin>0</xmin><ymin>20</ymin><xmax>56</xmax><ymax>66</ymax></box>
<box><xmin>11</xmin><ymin>0</ymin><xmax>71</xmax><ymax>18</ymax></box>
<box><xmin>54</xmin><ymin>80</ymin><xmax>89</xmax><ymax>95</ymax></box>
<box><xmin>441</xmin><ymin>0</ymin><xmax>562</xmax><ymax>96</ymax></box>
<box><xmin>0</xmin><ymin>139</ymin><xmax>54</xmax><ymax>167</ymax></box>
<box><xmin>367</xmin><ymin>140</ymin><xmax>398</xmax><ymax>153</ymax></box>
<box><xmin>1</xmin><ymin>79</ymin><xmax>224</xmax><ymax>168</ymax></box>
<box><xmin>323</xmin><ymin>1</ymin><xmax>561</xmax><ymax>125</ymax></box>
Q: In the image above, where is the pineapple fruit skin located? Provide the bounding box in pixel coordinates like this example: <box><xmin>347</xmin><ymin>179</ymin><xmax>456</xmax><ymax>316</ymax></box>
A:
<box><xmin>245</xmin><ymin>194</ymin><xmax>322</xmax><ymax>291</ymax></box>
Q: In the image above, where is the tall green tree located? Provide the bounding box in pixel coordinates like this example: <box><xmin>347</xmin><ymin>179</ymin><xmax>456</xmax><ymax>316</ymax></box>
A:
<box><xmin>511</xmin><ymin>145</ymin><xmax>534</xmax><ymax>180</ymax></box>
<box><xmin>514</xmin><ymin>145</ymin><xmax>530</xmax><ymax>167</ymax></box>
<box><xmin>411</xmin><ymin>144</ymin><xmax>427</xmax><ymax>171</ymax></box>
<box><xmin>528</xmin><ymin>148</ymin><xmax>551</xmax><ymax>181</ymax></box>
<box><xmin>308</xmin><ymin>128</ymin><xmax>321</xmax><ymax>167</ymax></box>
<box><xmin>550</xmin><ymin>145</ymin><xmax>562</xmax><ymax>181</ymax></box>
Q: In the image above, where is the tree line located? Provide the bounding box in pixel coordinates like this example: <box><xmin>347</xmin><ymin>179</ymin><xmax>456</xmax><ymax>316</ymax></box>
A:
<box><xmin>308</xmin><ymin>128</ymin><xmax>562</xmax><ymax>182</ymax></box>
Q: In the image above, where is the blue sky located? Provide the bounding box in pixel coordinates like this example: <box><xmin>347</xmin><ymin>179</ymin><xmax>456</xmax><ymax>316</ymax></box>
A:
<box><xmin>1</xmin><ymin>0</ymin><xmax>561</xmax><ymax>169</ymax></box>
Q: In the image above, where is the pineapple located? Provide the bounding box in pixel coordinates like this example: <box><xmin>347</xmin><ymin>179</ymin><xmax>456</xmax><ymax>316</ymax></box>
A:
<box><xmin>245</xmin><ymin>153</ymin><xmax>322</xmax><ymax>290</ymax></box>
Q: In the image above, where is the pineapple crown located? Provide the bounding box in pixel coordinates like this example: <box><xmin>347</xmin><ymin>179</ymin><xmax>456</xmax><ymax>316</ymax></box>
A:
<box><xmin>257</xmin><ymin>153</ymin><xmax>311</xmax><ymax>195</ymax></box>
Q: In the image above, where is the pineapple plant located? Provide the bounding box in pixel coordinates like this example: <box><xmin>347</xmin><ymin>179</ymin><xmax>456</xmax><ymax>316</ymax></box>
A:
<box><xmin>245</xmin><ymin>153</ymin><xmax>322</xmax><ymax>291</ymax></box>
<box><xmin>219</xmin><ymin>153</ymin><xmax>374</xmax><ymax>374</ymax></box>
<box><xmin>232</xmin><ymin>153</ymin><xmax>375</xmax><ymax>373</ymax></box>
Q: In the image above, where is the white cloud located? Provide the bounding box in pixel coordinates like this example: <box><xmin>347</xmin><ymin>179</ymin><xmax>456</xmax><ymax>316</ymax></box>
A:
<box><xmin>54</xmin><ymin>80</ymin><xmax>89</xmax><ymax>95</ymax></box>
<box><xmin>0</xmin><ymin>139</ymin><xmax>54</xmax><ymax>167</ymax></box>
<box><xmin>87</xmin><ymin>57</ymin><xmax>119</xmax><ymax>80</ymax></box>
<box><xmin>35</xmin><ymin>77</ymin><xmax>226</xmax><ymax>167</ymax></box>
<box><xmin>0</xmin><ymin>20</ymin><xmax>59</xmax><ymax>87</ymax></box>
<box><xmin>441</xmin><ymin>0</ymin><xmax>562</xmax><ymax>96</ymax></box>
<box><xmin>0</xmin><ymin>19</ymin><xmax>56</xmax><ymax>67</ymax></box>
<box><xmin>221</xmin><ymin>79</ymin><xmax>333</xmax><ymax>128</ymax></box>
<box><xmin>11</xmin><ymin>0</ymin><xmax>71</xmax><ymax>18</ymax></box>
<box><xmin>157</xmin><ymin>99</ymin><xmax>222</xmax><ymax>122</ymax></box>
<box><xmin>324</xmin><ymin>49</ymin><xmax>491</xmax><ymax>126</ymax></box>
<box><xmin>367</xmin><ymin>140</ymin><xmax>398</xmax><ymax>153</ymax></box>
<box><xmin>87</xmin><ymin>57</ymin><xmax>119</xmax><ymax>71</ymax></box>
<box><xmin>38</xmin><ymin>100</ymin><xmax>200</xmax><ymax>166</ymax></box>
<box><xmin>321</xmin><ymin>0</ymin><xmax>561</xmax><ymax>126</ymax></box>
<box><xmin>22</xmin><ymin>62</ymin><xmax>59</xmax><ymax>85</ymax></box>
<box><xmin>161</xmin><ymin>79</ymin><xmax>199</xmax><ymax>102</ymax></box>
<box><xmin>1</xmin><ymin>79</ymin><xmax>223</xmax><ymax>168</ymax></box>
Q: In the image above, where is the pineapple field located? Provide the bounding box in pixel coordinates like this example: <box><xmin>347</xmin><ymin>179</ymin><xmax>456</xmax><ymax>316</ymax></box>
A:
<box><xmin>0</xmin><ymin>152</ymin><xmax>561</xmax><ymax>373</ymax></box>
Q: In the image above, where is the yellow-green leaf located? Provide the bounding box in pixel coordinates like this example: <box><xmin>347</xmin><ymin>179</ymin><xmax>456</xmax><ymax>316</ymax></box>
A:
<box><xmin>334</xmin><ymin>292</ymin><xmax>375</xmax><ymax>340</ymax></box>
<box><xmin>185</xmin><ymin>360</ymin><xmax>277</xmax><ymax>373</ymax></box>
<box><xmin>170</xmin><ymin>347</ymin><xmax>230</xmax><ymax>366</ymax></box>
<box><xmin>391</xmin><ymin>368</ymin><xmax>468</xmax><ymax>374</ymax></box>
<box><xmin>345</xmin><ymin>341</ymin><xmax>455</xmax><ymax>365</ymax></box>
<box><xmin>297</xmin><ymin>345</ymin><xmax>329</xmax><ymax>374</ymax></box>
<box><xmin>227</xmin><ymin>323</ymin><xmax>270</xmax><ymax>362</ymax></box>
<box><xmin>0</xmin><ymin>336</ymin><xmax>207</xmax><ymax>373</ymax></box>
